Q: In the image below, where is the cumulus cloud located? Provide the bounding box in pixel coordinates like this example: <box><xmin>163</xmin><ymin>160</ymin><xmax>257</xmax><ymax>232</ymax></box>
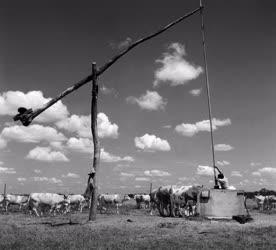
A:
<box><xmin>118</xmin><ymin>37</ymin><xmax>132</xmax><ymax>50</ymax></box>
<box><xmin>217</xmin><ymin>160</ymin><xmax>230</xmax><ymax>166</ymax></box>
<box><xmin>154</xmin><ymin>43</ymin><xmax>203</xmax><ymax>87</ymax></box>
<box><xmin>214</xmin><ymin>144</ymin><xmax>234</xmax><ymax>151</ymax></box>
<box><xmin>0</xmin><ymin>90</ymin><xmax>69</xmax><ymax>123</ymax></box>
<box><xmin>100</xmin><ymin>85</ymin><xmax>118</xmax><ymax>97</ymax></box>
<box><xmin>62</xmin><ymin>172</ymin><xmax>80</xmax><ymax>178</ymax></box>
<box><xmin>175</xmin><ymin>118</ymin><xmax>231</xmax><ymax>137</ymax></box>
<box><xmin>0</xmin><ymin>166</ymin><xmax>16</xmax><ymax>174</ymax></box>
<box><xmin>250</xmin><ymin>162</ymin><xmax>262</xmax><ymax>167</ymax></box>
<box><xmin>34</xmin><ymin>169</ymin><xmax>41</xmax><ymax>174</ymax></box>
<box><xmin>144</xmin><ymin>169</ymin><xmax>171</xmax><ymax>177</ymax></box>
<box><xmin>196</xmin><ymin>165</ymin><xmax>213</xmax><ymax>176</ymax></box>
<box><xmin>257</xmin><ymin>167</ymin><xmax>276</xmax><ymax>179</ymax></box>
<box><xmin>17</xmin><ymin>177</ymin><xmax>26</xmax><ymax>182</ymax></box>
<box><xmin>66</xmin><ymin>137</ymin><xmax>134</xmax><ymax>163</ymax></box>
<box><xmin>0</xmin><ymin>136</ymin><xmax>7</xmax><ymax>149</ymax></box>
<box><xmin>135</xmin><ymin>133</ymin><xmax>171</xmax><ymax>152</ymax></box>
<box><xmin>231</xmin><ymin>171</ymin><xmax>242</xmax><ymax>177</ymax></box>
<box><xmin>67</xmin><ymin>137</ymin><xmax>93</xmax><ymax>153</ymax></box>
<box><xmin>252</xmin><ymin>171</ymin><xmax>261</xmax><ymax>177</ymax></box>
<box><xmin>126</xmin><ymin>90</ymin><xmax>167</xmax><ymax>111</ymax></box>
<box><xmin>120</xmin><ymin>172</ymin><xmax>134</xmax><ymax>177</ymax></box>
<box><xmin>56</xmin><ymin>112</ymin><xmax>118</xmax><ymax>139</ymax></box>
<box><xmin>135</xmin><ymin>177</ymin><xmax>150</xmax><ymax>182</ymax></box>
<box><xmin>100</xmin><ymin>148</ymin><xmax>135</xmax><ymax>163</ymax></box>
<box><xmin>189</xmin><ymin>88</ymin><xmax>202</xmax><ymax>96</ymax></box>
<box><xmin>1</xmin><ymin>124</ymin><xmax>66</xmax><ymax>144</ymax></box>
<box><xmin>33</xmin><ymin>176</ymin><xmax>62</xmax><ymax>184</ymax></box>
<box><xmin>26</xmin><ymin>146</ymin><xmax>69</xmax><ymax>162</ymax></box>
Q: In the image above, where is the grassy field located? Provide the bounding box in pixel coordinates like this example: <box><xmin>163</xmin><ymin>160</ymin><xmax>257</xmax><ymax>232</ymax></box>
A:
<box><xmin>0</xmin><ymin>201</ymin><xmax>276</xmax><ymax>250</ymax></box>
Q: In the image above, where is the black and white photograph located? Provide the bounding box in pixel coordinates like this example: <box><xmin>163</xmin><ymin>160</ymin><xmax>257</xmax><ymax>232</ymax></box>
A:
<box><xmin>0</xmin><ymin>0</ymin><xmax>275</xmax><ymax>249</ymax></box>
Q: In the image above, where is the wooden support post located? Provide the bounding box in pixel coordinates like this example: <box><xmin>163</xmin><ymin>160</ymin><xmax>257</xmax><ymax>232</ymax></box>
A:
<box><xmin>149</xmin><ymin>182</ymin><xmax>152</xmax><ymax>195</ymax></box>
<box><xmin>3</xmin><ymin>184</ymin><xmax>7</xmax><ymax>212</ymax></box>
<box><xmin>88</xmin><ymin>62</ymin><xmax>100</xmax><ymax>221</ymax></box>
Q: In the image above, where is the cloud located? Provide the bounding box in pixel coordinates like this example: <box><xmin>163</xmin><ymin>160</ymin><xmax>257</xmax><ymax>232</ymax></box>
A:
<box><xmin>66</xmin><ymin>137</ymin><xmax>134</xmax><ymax>163</ymax></box>
<box><xmin>189</xmin><ymin>88</ymin><xmax>202</xmax><ymax>96</ymax></box>
<box><xmin>135</xmin><ymin>177</ymin><xmax>150</xmax><ymax>182</ymax></box>
<box><xmin>62</xmin><ymin>172</ymin><xmax>80</xmax><ymax>178</ymax></box>
<box><xmin>214</xmin><ymin>144</ymin><xmax>234</xmax><ymax>151</ymax></box>
<box><xmin>153</xmin><ymin>43</ymin><xmax>203</xmax><ymax>87</ymax></box>
<box><xmin>114</xmin><ymin>37</ymin><xmax>132</xmax><ymax>50</ymax></box>
<box><xmin>0</xmin><ymin>136</ymin><xmax>7</xmax><ymax>149</ymax></box>
<box><xmin>126</xmin><ymin>90</ymin><xmax>167</xmax><ymax>111</ymax></box>
<box><xmin>100</xmin><ymin>85</ymin><xmax>118</xmax><ymax>97</ymax></box>
<box><xmin>34</xmin><ymin>169</ymin><xmax>41</xmax><ymax>174</ymax></box>
<box><xmin>231</xmin><ymin>171</ymin><xmax>242</xmax><ymax>177</ymax></box>
<box><xmin>217</xmin><ymin>160</ymin><xmax>230</xmax><ymax>166</ymax></box>
<box><xmin>33</xmin><ymin>176</ymin><xmax>63</xmax><ymax>184</ymax></box>
<box><xmin>196</xmin><ymin>165</ymin><xmax>213</xmax><ymax>176</ymax></box>
<box><xmin>17</xmin><ymin>177</ymin><xmax>26</xmax><ymax>182</ymax></box>
<box><xmin>175</xmin><ymin>118</ymin><xmax>231</xmax><ymax>137</ymax></box>
<box><xmin>250</xmin><ymin>162</ymin><xmax>262</xmax><ymax>167</ymax></box>
<box><xmin>144</xmin><ymin>169</ymin><xmax>171</xmax><ymax>177</ymax></box>
<box><xmin>1</xmin><ymin>124</ymin><xmax>66</xmax><ymax>144</ymax></box>
<box><xmin>67</xmin><ymin>137</ymin><xmax>93</xmax><ymax>153</ymax></box>
<box><xmin>257</xmin><ymin>167</ymin><xmax>276</xmax><ymax>179</ymax></box>
<box><xmin>252</xmin><ymin>171</ymin><xmax>261</xmax><ymax>177</ymax></box>
<box><xmin>163</xmin><ymin>125</ymin><xmax>172</xmax><ymax>129</ymax></box>
<box><xmin>0</xmin><ymin>90</ymin><xmax>69</xmax><ymax>123</ymax></box>
<box><xmin>100</xmin><ymin>148</ymin><xmax>135</xmax><ymax>163</ymax></box>
<box><xmin>56</xmin><ymin>112</ymin><xmax>118</xmax><ymax>139</ymax></box>
<box><xmin>120</xmin><ymin>172</ymin><xmax>134</xmax><ymax>177</ymax></box>
<box><xmin>135</xmin><ymin>134</ymin><xmax>171</xmax><ymax>152</ymax></box>
<box><xmin>0</xmin><ymin>166</ymin><xmax>16</xmax><ymax>174</ymax></box>
<box><xmin>26</xmin><ymin>146</ymin><xmax>69</xmax><ymax>162</ymax></box>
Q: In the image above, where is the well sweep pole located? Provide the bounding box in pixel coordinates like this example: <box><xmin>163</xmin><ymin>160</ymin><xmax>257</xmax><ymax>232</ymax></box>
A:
<box><xmin>88</xmin><ymin>62</ymin><xmax>101</xmax><ymax>221</ymax></box>
<box><xmin>199</xmin><ymin>0</ymin><xmax>218</xmax><ymax>188</ymax></box>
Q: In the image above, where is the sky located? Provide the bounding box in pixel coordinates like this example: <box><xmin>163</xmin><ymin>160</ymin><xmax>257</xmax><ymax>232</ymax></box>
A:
<box><xmin>0</xmin><ymin>0</ymin><xmax>275</xmax><ymax>194</ymax></box>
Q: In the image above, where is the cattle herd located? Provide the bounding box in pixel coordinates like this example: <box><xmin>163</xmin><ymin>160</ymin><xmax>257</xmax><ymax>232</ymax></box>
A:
<box><xmin>0</xmin><ymin>185</ymin><xmax>202</xmax><ymax>217</ymax></box>
<box><xmin>1</xmin><ymin>186</ymin><xmax>275</xmax><ymax>217</ymax></box>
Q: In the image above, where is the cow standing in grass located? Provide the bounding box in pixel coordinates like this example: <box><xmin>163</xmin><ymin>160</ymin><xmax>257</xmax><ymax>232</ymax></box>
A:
<box><xmin>134</xmin><ymin>194</ymin><xmax>150</xmax><ymax>209</ymax></box>
<box><xmin>4</xmin><ymin>194</ymin><xmax>29</xmax><ymax>212</ymax></box>
<box><xmin>98</xmin><ymin>194</ymin><xmax>130</xmax><ymax>214</ymax></box>
<box><xmin>28</xmin><ymin>193</ymin><xmax>70</xmax><ymax>216</ymax></box>
<box><xmin>66</xmin><ymin>194</ymin><xmax>86</xmax><ymax>213</ymax></box>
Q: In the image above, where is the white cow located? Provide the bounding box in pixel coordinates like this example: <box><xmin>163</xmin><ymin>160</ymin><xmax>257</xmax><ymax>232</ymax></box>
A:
<box><xmin>98</xmin><ymin>194</ymin><xmax>130</xmax><ymax>214</ymax></box>
<box><xmin>5</xmin><ymin>194</ymin><xmax>29</xmax><ymax>211</ymax></box>
<box><xmin>28</xmin><ymin>193</ymin><xmax>69</xmax><ymax>216</ymax></box>
<box><xmin>0</xmin><ymin>194</ymin><xmax>4</xmax><ymax>210</ymax></box>
<box><xmin>66</xmin><ymin>194</ymin><xmax>86</xmax><ymax>213</ymax></box>
<box><xmin>134</xmin><ymin>194</ymin><xmax>150</xmax><ymax>209</ymax></box>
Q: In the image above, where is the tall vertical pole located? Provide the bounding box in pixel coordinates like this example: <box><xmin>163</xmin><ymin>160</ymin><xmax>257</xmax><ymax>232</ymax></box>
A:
<box><xmin>149</xmin><ymin>182</ymin><xmax>152</xmax><ymax>195</ymax></box>
<box><xmin>89</xmin><ymin>62</ymin><xmax>101</xmax><ymax>221</ymax></box>
<box><xmin>4</xmin><ymin>183</ymin><xmax>6</xmax><ymax>197</ymax></box>
<box><xmin>4</xmin><ymin>184</ymin><xmax>7</xmax><ymax>212</ymax></box>
<box><xmin>199</xmin><ymin>0</ymin><xmax>218</xmax><ymax>188</ymax></box>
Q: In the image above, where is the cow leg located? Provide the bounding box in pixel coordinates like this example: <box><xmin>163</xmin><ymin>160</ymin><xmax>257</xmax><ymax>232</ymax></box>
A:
<box><xmin>5</xmin><ymin>202</ymin><xmax>9</xmax><ymax>212</ymax></box>
<box><xmin>32</xmin><ymin>207</ymin><xmax>40</xmax><ymax>217</ymax></box>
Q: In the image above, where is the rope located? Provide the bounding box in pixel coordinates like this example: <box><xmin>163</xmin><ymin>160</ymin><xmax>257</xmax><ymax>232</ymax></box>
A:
<box><xmin>199</xmin><ymin>0</ymin><xmax>218</xmax><ymax>188</ymax></box>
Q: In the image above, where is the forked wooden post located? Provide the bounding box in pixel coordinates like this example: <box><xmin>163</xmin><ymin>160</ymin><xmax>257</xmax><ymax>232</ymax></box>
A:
<box><xmin>88</xmin><ymin>62</ymin><xmax>101</xmax><ymax>221</ymax></box>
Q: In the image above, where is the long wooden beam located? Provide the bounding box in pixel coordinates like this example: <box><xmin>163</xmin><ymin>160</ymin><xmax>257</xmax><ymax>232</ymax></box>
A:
<box><xmin>13</xmin><ymin>7</ymin><xmax>201</xmax><ymax>126</ymax></box>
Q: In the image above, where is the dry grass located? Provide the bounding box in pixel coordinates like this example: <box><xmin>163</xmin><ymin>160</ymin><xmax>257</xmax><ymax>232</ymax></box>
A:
<box><xmin>0</xmin><ymin>201</ymin><xmax>276</xmax><ymax>250</ymax></box>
